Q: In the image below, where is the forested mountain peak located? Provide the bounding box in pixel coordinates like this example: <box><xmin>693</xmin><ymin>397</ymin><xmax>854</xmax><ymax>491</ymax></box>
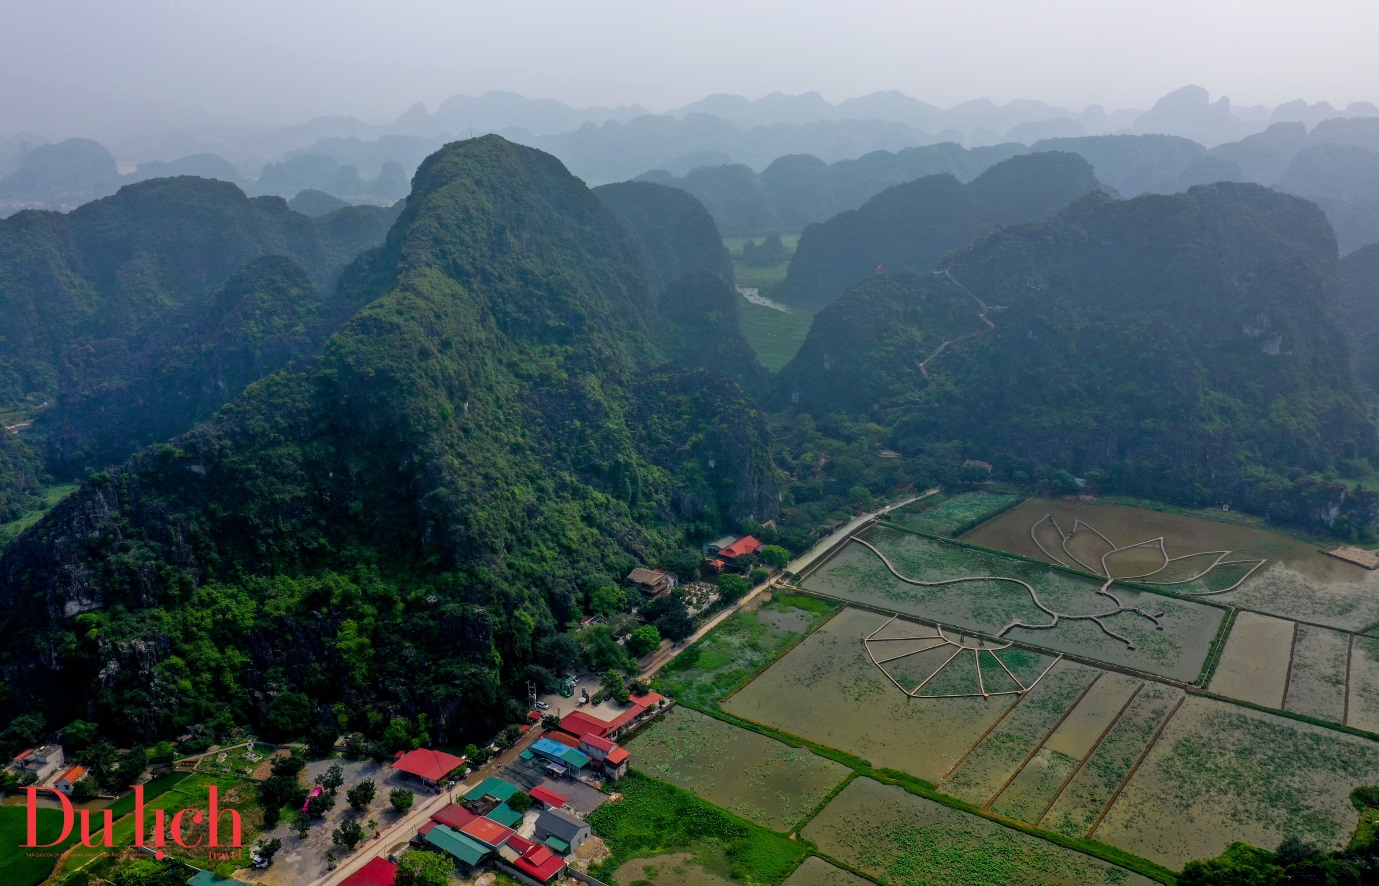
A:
<box><xmin>0</xmin><ymin>136</ymin><xmax>779</xmax><ymax>743</ymax></box>
<box><xmin>779</xmin><ymin>150</ymin><xmax>1105</xmax><ymax>310</ymax></box>
<box><xmin>778</xmin><ymin>182</ymin><xmax>1368</xmax><ymax>528</ymax></box>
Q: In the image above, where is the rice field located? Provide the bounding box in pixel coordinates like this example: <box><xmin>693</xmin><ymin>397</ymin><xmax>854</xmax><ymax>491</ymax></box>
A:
<box><xmin>802</xmin><ymin>526</ymin><xmax>1224</xmax><ymax>681</ymax></box>
<box><xmin>803</xmin><ymin>777</ymin><xmax>1153</xmax><ymax>886</ymax></box>
<box><xmin>891</xmin><ymin>490</ymin><xmax>1024</xmax><ymax>536</ymax></box>
<box><xmin>940</xmin><ymin>661</ymin><xmax>1102</xmax><ymax>806</ymax></box>
<box><xmin>1094</xmin><ymin>696</ymin><xmax>1379</xmax><ymax>867</ymax></box>
<box><xmin>966</xmin><ymin>497</ymin><xmax>1379</xmax><ymax>631</ymax></box>
<box><xmin>723</xmin><ymin>607</ymin><xmax>1036</xmax><ymax>780</ymax></box>
<box><xmin>781</xmin><ymin>857</ymin><xmax>875</xmax><ymax>886</ymax></box>
<box><xmin>1284</xmin><ymin>624</ymin><xmax>1350</xmax><ymax>722</ymax></box>
<box><xmin>1041</xmin><ymin>682</ymin><xmax>1183</xmax><ymax>840</ymax></box>
<box><xmin>1345</xmin><ymin>634</ymin><xmax>1379</xmax><ymax>732</ymax></box>
<box><xmin>628</xmin><ymin>706</ymin><xmax>851</xmax><ymax>831</ymax></box>
<box><xmin>1206</xmin><ymin>611</ymin><xmax>1295</xmax><ymax>707</ymax></box>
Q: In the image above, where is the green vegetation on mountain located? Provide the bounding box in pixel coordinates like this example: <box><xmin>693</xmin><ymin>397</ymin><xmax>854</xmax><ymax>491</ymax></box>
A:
<box><xmin>1338</xmin><ymin>242</ymin><xmax>1379</xmax><ymax>391</ymax></box>
<box><xmin>0</xmin><ymin>137</ymin><xmax>779</xmax><ymax>744</ymax></box>
<box><xmin>780</xmin><ymin>152</ymin><xmax>1104</xmax><ymax>310</ymax></box>
<box><xmin>0</xmin><ymin>176</ymin><xmax>398</xmax><ymax>517</ymax></box>
<box><xmin>1277</xmin><ymin>143</ymin><xmax>1379</xmax><ymax>252</ymax></box>
<box><xmin>593</xmin><ymin>180</ymin><xmax>734</xmax><ymax>289</ymax></box>
<box><xmin>778</xmin><ymin>183</ymin><xmax>1378</xmax><ymax>532</ymax></box>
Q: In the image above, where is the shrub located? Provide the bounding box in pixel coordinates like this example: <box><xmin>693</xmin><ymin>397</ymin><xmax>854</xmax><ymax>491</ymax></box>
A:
<box><xmin>346</xmin><ymin>779</ymin><xmax>375</xmax><ymax>810</ymax></box>
<box><xmin>717</xmin><ymin>574</ymin><xmax>750</xmax><ymax>603</ymax></box>
<box><xmin>389</xmin><ymin>787</ymin><xmax>414</xmax><ymax>813</ymax></box>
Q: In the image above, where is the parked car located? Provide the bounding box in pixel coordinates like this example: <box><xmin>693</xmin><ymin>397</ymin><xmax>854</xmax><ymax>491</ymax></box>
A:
<box><xmin>535</xmin><ymin>700</ymin><xmax>550</xmax><ymax>710</ymax></box>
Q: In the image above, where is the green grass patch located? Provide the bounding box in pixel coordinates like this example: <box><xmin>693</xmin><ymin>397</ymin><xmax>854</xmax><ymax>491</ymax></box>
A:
<box><xmin>654</xmin><ymin>597</ymin><xmax>838</xmax><ymax>708</ymax></box>
<box><xmin>588</xmin><ymin>771</ymin><xmax>811</xmax><ymax>886</ymax></box>
<box><xmin>894</xmin><ymin>491</ymin><xmax>1024</xmax><ymax>537</ymax></box>
<box><xmin>0</xmin><ymin>806</ymin><xmax>81</xmax><ymax>886</ymax></box>
<box><xmin>0</xmin><ymin>483</ymin><xmax>79</xmax><ymax>546</ymax></box>
<box><xmin>739</xmin><ymin>299</ymin><xmax>813</xmax><ymax>372</ymax></box>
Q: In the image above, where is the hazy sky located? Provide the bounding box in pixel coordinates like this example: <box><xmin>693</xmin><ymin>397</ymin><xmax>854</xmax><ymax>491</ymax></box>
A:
<box><xmin>4</xmin><ymin>0</ymin><xmax>1377</xmax><ymax>130</ymax></box>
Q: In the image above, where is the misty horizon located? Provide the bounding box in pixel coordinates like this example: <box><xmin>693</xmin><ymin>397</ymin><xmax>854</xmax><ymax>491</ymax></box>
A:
<box><xmin>4</xmin><ymin>0</ymin><xmax>1378</xmax><ymax>143</ymax></box>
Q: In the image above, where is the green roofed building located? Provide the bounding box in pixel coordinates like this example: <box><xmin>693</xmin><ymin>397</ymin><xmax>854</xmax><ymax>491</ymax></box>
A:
<box><xmin>487</xmin><ymin>803</ymin><xmax>522</xmax><ymax>828</ymax></box>
<box><xmin>425</xmin><ymin>823</ymin><xmax>491</xmax><ymax>868</ymax></box>
<box><xmin>465</xmin><ymin>776</ymin><xmax>519</xmax><ymax>804</ymax></box>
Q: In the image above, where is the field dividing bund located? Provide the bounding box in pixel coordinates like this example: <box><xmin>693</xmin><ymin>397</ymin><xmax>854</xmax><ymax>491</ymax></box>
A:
<box><xmin>627</xmin><ymin>705</ymin><xmax>851</xmax><ymax>831</ymax></box>
<box><xmin>1206</xmin><ymin>610</ymin><xmax>1295</xmax><ymax>707</ymax></box>
<box><xmin>803</xmin><ymin>777</ymin><xmax>1156</xmax><ymax>886</ymax></box>
<box><xmin>1035</xmin><ymin>681</ymin><xmax>1145</xmax><ymax>827</ymax></box>
<box><xmin>984</xmin><ymin>672</ymin><xmax>1101</xmax><ymax>810</ymax></box>
<box><xmin>1087</xmin><ymin>694</ymin><xmax>1185</xmax><ymax>838</ymax></box>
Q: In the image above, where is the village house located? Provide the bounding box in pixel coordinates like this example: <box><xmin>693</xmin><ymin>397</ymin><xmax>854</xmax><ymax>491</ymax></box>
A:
<box><xmin>625</xmin><ymin>567</ymin><xmax>673</xmax><ymax>598</ymax></box>
<box><xmin>392</xmin><ymin>747</ymin><xmax>465</xmax><ymax>789</ymax></box>
<box><xmin>527</xmin><ymin>784</ymin><xmax>568</xmax><ymax>810</ymax></box>
<box><xmin>510</xmin><ymin>842</ymin><xmax>566</xmax><ymax>884</ymax></box>
<box><xmin>10</xmin><ymin>744</ymin><xmax>64</xmax><ymax>781</ymax></box>
<box><xmin>54</xmin><ymin>765</ymin><xmax>87</xmax><ymax>796</ymax></box>
<box><xmin>705</xmin><ymin>535</ymin><xmax>762</xmax><ymax>573</ymax></box>
<box><xmin>337</xmin><ymin>857</ymin><xmax>398</xmax><ymax>886</ymax></box>
<box><xmin>529</xmin><ymin>736</ymin><xmax>591</xmax><ymax>779</ymax></box>
<box><xmin>533</xmin><ymin>806</ymin><xmax>591</xmax><ymax>855</ymax></box>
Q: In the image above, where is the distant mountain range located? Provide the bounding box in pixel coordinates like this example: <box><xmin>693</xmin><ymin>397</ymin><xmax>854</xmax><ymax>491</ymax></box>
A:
<box><xmin>4</xmin><ymin>86</ymin><xmax>1377</xmax><ymax>215</ymax></box>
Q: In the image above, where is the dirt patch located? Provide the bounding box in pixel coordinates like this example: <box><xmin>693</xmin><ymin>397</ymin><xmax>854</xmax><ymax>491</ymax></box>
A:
<box><xmin>614</xmin><ymin>852</ymin><xmax>737</xmax><ymax>886</ymax></box>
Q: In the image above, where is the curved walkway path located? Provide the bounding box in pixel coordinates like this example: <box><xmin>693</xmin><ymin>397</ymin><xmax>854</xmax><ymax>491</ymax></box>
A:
<box><xmin>1030</xmin><ymin>514</ymin><xmax>1265</xmax><ymax>595</ymax></box>
<box><xmin>851</xmin><ymin>536</ymin><xmax>1163</xmax><ymax>650</ymax></box>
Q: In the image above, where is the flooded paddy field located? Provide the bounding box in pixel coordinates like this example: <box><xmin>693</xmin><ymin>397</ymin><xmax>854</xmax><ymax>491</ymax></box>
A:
<box><xmin>1041</xmin><ymin>682</ymin><xmax>1184</xmax><ymax>839</ymax></box>
<box><xmin>940</xmin><ymin>661</ymin><xmax>1102</xmax><ymax>805</ymax></box>
<box><xmin>804</xmin><ymin>777</ymin><xmax>1154</xmax><ymax>885</ymax></box>
<box><xmin>1094</xmin><ymin>696</ymin><xmax>1379</xmax><ymax>868</ymax></box>
<box><xmin>802</xmin><ymin>525</ymin><xmax>1224</xmax><ymax>681</ymax></box>
<box><xmin>723</xmin><ymin>607</ymin><xmax>1034</xmax><ymax>780</ymax></box>
<box><xmin>1285</xmin><ymin>624</ymin><xmax>1350</xmax><ymax>722</ymax></box>
<box><xmin>1207</xmin><ymin>611</ymin><xmax>1295</xmax><ymax>707</ymax></box>
<box><xmin>1346</xmin><ymin>635</ymin><xmax>1379</xmax><ymax>731</ymax></box>
<box><xmin>781</xmin><ymin>857</ymin><xmax>874</xmax><ymax>886</ymax></box>
<box><xmin>629</xmin><ymin>706</ymin><xmax>851</xmax><ymax>831</ymax></box>
<box><xmin>965</xmin><ymin>498</ymin><xmax>1379</xmax><ymax>631</ymax></box>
